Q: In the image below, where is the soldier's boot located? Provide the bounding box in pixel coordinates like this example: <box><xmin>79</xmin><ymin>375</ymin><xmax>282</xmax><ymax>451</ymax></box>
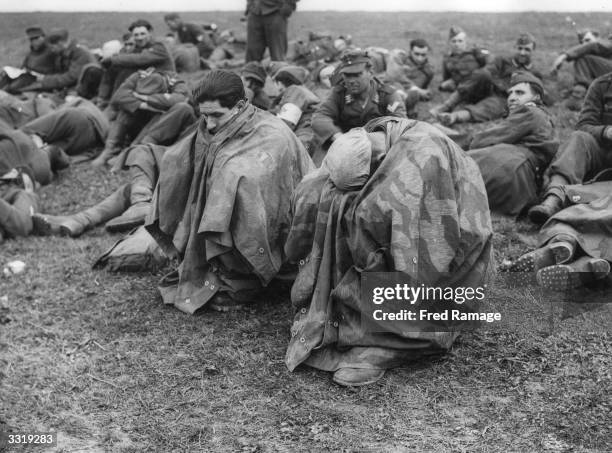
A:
<box><xmin>42</xmin><ymin>144</ymin><xmax>70</xmax><ymax>172</ymax></box>
<box><xmin>508</xmin><ymin>238</ymin><xmax>577</xmax><ymax>286</ymax></box>
<box><xmin>439</xmin><ymin>109</ymin><xmax>471</xmax><ymax>127</ymax></box>
<box><xmin>428</xmin><ymin>91</ymin><xmax>461</xmax><ymax>119</ymax></box>
<box><xmin>528</xmin><ymin>194</ymin><xmax>564</xmax><ymax>225</ymax></box>
<box><xmin>536</xmin><ymin>256</ymin><xmax>611</xmax><ymax>291</ymax></box>
<box><xmin>333</xmin><ymin>368</ymin><xmax>386</xmax><ymax>387</ymax></box>
<box><xmin>104</xmin><ymin>167</ymin><xmax>153</xmax><ymax>233</ymax></box>
<box><xmin>32</xmin><ymin>187</ymin><xmax>129</xmax><ymax>237</ymax></box>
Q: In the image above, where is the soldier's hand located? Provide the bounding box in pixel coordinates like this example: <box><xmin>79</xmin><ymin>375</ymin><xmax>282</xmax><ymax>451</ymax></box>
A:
<box><xmin>551</xmin><ymin>54</ymin><xmax>567</xmax><ymax>74</ymax></box>
<box><xmin>439</xmin><ymin>79</ymin><xmax>456</xmax><ymax>92</ymax></box>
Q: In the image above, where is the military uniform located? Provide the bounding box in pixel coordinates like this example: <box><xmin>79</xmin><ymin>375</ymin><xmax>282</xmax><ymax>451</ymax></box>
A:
<box><xmin>541</xmin><ymin>73</ymin><xmax>612</xmax><ymax>202</ymax></box>
<box><xmin>468</xmin><ymin>102</ymin><xmax>558</xmax><ymax>216</ymax></box>
<box><xmin>20</xmin><ymin>98</ymin><xmax>109</xmax><ymax>156</ymax></box>
<box><xmin>563</xmin><ymin>41</ymin><xmax>612</xmax><ymax>87</ymax></box>
<box><xmin>312</xmin><ymin>78</ymin><xmax>407</xmax><ymax>145</ymax></box>
<box><xmin>176</xmin><ymin>22</ymin><xmax>216</xmax><ymax>59</ymax></box>
<box><xmin>273</xmin><ymin>84</ymin><xmax>320</xmax><ymax>150</ymax></box>
<box><xmin>35</xmin><ymin>40</ymin><xmax>98</xmax><ymax>92</ymax></box>
<box><xmin>0</xmin><ymin>94</ymin><xmax>57</xmax><ymax>129</ymax></box>
<box><xmin>441</xmin><ymin>47</ymin><xmax>489</xmax><ymax>90</ymax></box>
<box><xmin>460</xmin><ymin>55</ymin><xmax>543</xmax><ymax>122</ymax></box>
<box><xmin>246</xmin><ymin>0</ymin><xmax>298</xmax><ymax>61</ymax></box>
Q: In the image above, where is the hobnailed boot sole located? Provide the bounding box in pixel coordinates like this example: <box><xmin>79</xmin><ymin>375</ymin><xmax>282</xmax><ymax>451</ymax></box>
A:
<box><xmin>536</xmin><ymin>259</ymin><xmax>611</xmax><ymax>291</ymax></box>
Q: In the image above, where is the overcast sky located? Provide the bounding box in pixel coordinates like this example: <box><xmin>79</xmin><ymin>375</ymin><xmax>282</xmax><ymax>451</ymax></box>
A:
<box><xmin>4</xmin><ymin>0</ymin><xmax>612</xmax><ymax>12</ymax></box>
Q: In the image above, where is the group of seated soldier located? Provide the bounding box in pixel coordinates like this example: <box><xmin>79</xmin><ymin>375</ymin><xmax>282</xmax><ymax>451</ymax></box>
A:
<box><xmin>2</xmin><ymin>17</ymin><xmax>612</xmax><ymax>388</ymax></box>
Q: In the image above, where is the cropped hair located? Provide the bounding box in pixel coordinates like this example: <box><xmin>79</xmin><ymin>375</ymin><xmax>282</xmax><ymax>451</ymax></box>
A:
<box><xmin>410</xmin><ymin>38</ymin><xmax>429</xmax><ymax>50</ymax></box>
<box><xmin>129</xmin><ymin>19</ymin><xmax>153</xmax><ymax>32</ymax></box>
<box><xmin>192</xmin><ymin>70</ymin><xmax>246</xmax><ymax>108</ymax></box>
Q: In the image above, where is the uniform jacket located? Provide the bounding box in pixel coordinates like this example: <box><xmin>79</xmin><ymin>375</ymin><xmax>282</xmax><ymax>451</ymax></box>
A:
<box><xmin>565</xmin><ymin>40</ymin><xmax>612</xmax><ymax>62</ymax></box>
<box><xmin>111</xmin><ymin>70</ymin><xmax>189</xmax><ymax>114</ymax></box>
<box><xmin>377</xmin><ymin>49</ymin><xmax>434</xmax><ymax>90</ymax></box>
<box><xmin>109</xmin><ymin>39</ymin><xmax>175</xmax><ymax>72</ymax></box>
<box><xmin>312</xmin><ymin>78</ymin><xmax>407</xmax><ymax>144</ymax></box>
<box><xmin>442</xmin><ymin>47</ymin><xmax>489</xmax><ymax>84</ymax></box>
<box><xmin>576</xmin><ymin>72</ymin><xmax>612</xmax><ymax>145</ymax></box>
<box><xmin>22</xmin><ymin>44</ymin><xmax>57</xmax><ymax>75</ymax></box>
<box><xmin>485</xmin><ymin>55</ymin><xmax>542</xmax><ymax>93</ymax></box>
<box><xmin>40</xmin><ymin>40</ymin><xmax>97</xmax><ymax>90</ymax></box>
<box><xmin>247</xmin><ymin>0</ymin><xmax>298</xmax><ymax>17</ymax></box>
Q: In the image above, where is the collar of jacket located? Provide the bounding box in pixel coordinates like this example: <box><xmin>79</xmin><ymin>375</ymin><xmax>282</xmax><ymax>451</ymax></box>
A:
<box><xmin>511</xmin><ymin>58</ymin><xmax>532</xmax><ymax>70</ymax></box>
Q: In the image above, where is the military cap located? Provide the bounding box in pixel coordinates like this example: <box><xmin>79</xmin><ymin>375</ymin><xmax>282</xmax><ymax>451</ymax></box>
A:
<box><xmin>449</xmin><ymin>26</ymin><xmax>465</xmax><ymax>40</ymax></box>
<box><xmin>25</xmin><ymin>26</ymin><xmax>44</xmax><ymax>39</ymax></box>
<box><xmin>274</xmin><ymin>65</ymin><xmax>309</xmax><ymax>85</ymax></box>
<box><xmin>516</xmin><ymin>32</ymin><xmax>536</xmax><ymax>47</ymax></box>
<box><xmin>241</xmin><ymin>61</ymin><xmax>267</xmax><ymax>85</ymax></box>
<box><xmin>509</xmin><ymin>71</ymin><xmax>543</xmax><ymax>95</ymax></box>
<box><xmin>47</xmin><ymin>28</ymin><xmax>69</xmax><ymax>44</ymax></box>
<box><xmin>338</xmin><ymin>50</ymin><xmax>371</xmax><ymax>74</ymax></box>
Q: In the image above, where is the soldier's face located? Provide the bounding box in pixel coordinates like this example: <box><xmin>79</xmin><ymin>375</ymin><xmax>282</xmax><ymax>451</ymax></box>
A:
<box><xmin>342</xmin><ymin>69</ymin><xmax>371</xmax><ymax>95</ymax></box>
<box><xmin>132</xmin><ymin>26</ymin><xmax>152</xmax><ymax>49</ymax></box>
<box><xmin>581</xmin><ymin>32</ymin><xmax>597</xmax><ymax>44</ymax></box>
<box><xmin>199</xmin><ymin>100</ymin><xmax>236</xmax><ymax>134</ymax></box>
<box><xmin>165</xmin><ymin>19</ymin><xmax>180</xmax><ymax>31</ymax></box>
<box><xmin>29</xmin><ymin>35</ymin><xmax>46</xmax><ymax>51</ymax></box>
<box><xmin>507</xmin><ymin>82</ymin><xmax>539</xmax><ymax>111</ymax></box>
<box><xmin>410</xmin><ymin>46</ymin><xmax>428</xmax><ymax>65</ymax></box>
<box><xmin>514</xmin><ymin>42</ymin><xmax>534</xmax><ymax>65</ymax></box>
<box><xmin>449</xmin><ymin>33</ymin><xmax>467</xmax><ymax>53</ymax></box>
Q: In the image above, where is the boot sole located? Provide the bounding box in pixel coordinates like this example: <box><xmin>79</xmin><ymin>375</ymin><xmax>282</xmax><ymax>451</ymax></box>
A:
<box><xmin>527</xmin><ymin>206</ymin><xmax>553</xmax><ymax>225</ymax></box>
<box><xmin>332</xmin><ymin>369</ymin><xmax>386</xmax><ymax>387</ymax></box>
<box><xmin>536</xmin><ymin>260</ymin><xmax>611</xmax><ymax>291</ymax></box>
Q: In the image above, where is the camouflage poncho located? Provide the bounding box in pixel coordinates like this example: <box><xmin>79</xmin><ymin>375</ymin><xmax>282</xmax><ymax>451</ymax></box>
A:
<box><xmin>285</xmin><ymin>117</ymin><xmax>494</xmax><ymax>372</ymax></box>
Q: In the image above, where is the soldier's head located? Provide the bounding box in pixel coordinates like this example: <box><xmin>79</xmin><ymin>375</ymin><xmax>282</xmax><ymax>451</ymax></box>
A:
<box><xmin>273</xmin><ymin>66</ymin><xmax>308</xmax><ymax>94</ymax></box>
<box><xmin>448</xmin><ymin>26</ymin><xmax>467</xmax><ymax>53</ymax></box>
<box><xmin>193</xmin><ymin>70</ymin><xmax>246</xmax><ymax>134</ymax></box>
<box><xmin>47</xmin><ymin>28</ymin><xmax>70</xmax><ymax>54</ymax></box>
<box><xmin>241</xmin><ymin>62</ymin><xmax>267</xmax><ymax>93</ymax></box>
<box><xmin>409</xmin><ymin>39</ymin><xmax>430</xmax><ymax>65</ymax></box>
<box><xmin>122</xmin><ymin>32</ymin><xmax>135</xmax><ymax>53</ymax></box>
<box><xmin>339</xmin><ymin>50</ymin><xmax>372</xmax><ymax>95</ymax></box>
<box><xmin>578</xmin><ymin>29</ymin><xmax>599</xmax><ymax>44</ymax></box>
<box><xmin>514</xmin><ymin>33</ymin><xmax>536</xmax><ymax>66</ymax></box>
<box><xmin>129</xmin><ymin>19</ymin><xmax>153</xmax><ymax>49</ymax></box>
<box><xmin>25</xmin><ymin>26</ymin><xmax>46</xmax><ymax>52</ymax></box>
<box><xmin>164</xmin><ymin>13</ymin><xmax>182</xmax><ymax>32</ymax></box>
<box><xmin>507</xmin><ymin>71</ymin><xmax>543</xmax><ymax>111</ymax></box>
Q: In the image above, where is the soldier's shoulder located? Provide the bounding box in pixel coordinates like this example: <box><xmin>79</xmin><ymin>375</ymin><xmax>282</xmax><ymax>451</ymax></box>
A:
<box><xmin>592</xmin><ymin>72</ymin><xmax>612</xmax><ymax>85</ymax></box>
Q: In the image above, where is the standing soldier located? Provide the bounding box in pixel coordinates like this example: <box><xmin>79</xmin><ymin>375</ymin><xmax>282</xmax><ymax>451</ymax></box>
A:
<box><xmin>312</xmin><ymin>50</ymin><xmax>407</xmax><ymax>154</ymax></box>
<box><xmin>245</xmin><ymin>0</ymin><xmax>299</xmax><ymax>62</ymax></box>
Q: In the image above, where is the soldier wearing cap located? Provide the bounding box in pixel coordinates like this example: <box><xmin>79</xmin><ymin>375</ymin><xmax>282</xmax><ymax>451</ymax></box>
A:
<box><xmin>551</xmin><ymin>28</ymin><xmax>612</xmax><ymax>111</ymax></box>
<box><xmin>18</xmin><ymin>28</ymin><xmax>100</xmax><ymax>98</ymax></box>
<box><xmin>435</xmin><ymin>32</ymin><xmax>544</xmax><ymax>126</ymax></box>
<box><xmin>312</xmin><ymin>50</ymin><xmax>407</xmax><ymax>150</ymax></box>
<box><xmin>241</xmin><ymin>61</ymin><xmax>272</xmax><ymax>110</ymax></box>
<box><xmin>528</xmin><ymin>71</ymin><xmax>612</xmax><ymax>223</ymax></box>
<box><xmin>0</xmin><ymin>26</ymin><xmax>57</xmax><ymax>94</ymax></box>
<box><xmin>465</xmin><ymin>71</ymin><xmax>558</xmax><ymax>216</ymax></box>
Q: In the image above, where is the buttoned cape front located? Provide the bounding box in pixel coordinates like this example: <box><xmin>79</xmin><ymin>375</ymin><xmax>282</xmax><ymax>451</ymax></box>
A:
<box><xmin>284</xmin><ymin>117</ymin><xmax>494</xmax><ymax>372</ymax></box>
<box><xmin>146</xmin><ymin>103</ymin><xmax>314</xmax><ymax>314</ymax></box>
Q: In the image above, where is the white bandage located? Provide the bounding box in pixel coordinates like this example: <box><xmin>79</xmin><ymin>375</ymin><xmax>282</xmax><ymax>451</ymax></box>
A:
<box><xmin>277</xmin><ymin>103</ymin><xmax>303</xmax><ymax>126</ymax></box>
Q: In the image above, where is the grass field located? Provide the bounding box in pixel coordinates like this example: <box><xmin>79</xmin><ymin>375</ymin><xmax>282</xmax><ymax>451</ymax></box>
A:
<box><xmin>1</xmin><ymin>11</ymin><xmax>611</xmax><ymax>453</ymax></box>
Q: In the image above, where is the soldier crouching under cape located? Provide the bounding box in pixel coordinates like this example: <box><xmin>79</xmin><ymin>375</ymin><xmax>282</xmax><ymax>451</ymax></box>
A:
<box><xmin>145</xmin><ymin>70</ymin><xmax>314</xmax><ymax>314</ymax></box>
<box><xmin>284</xmin><ymin>118</ymin><xmax>494</xmax><ymax>386</ymax></box>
